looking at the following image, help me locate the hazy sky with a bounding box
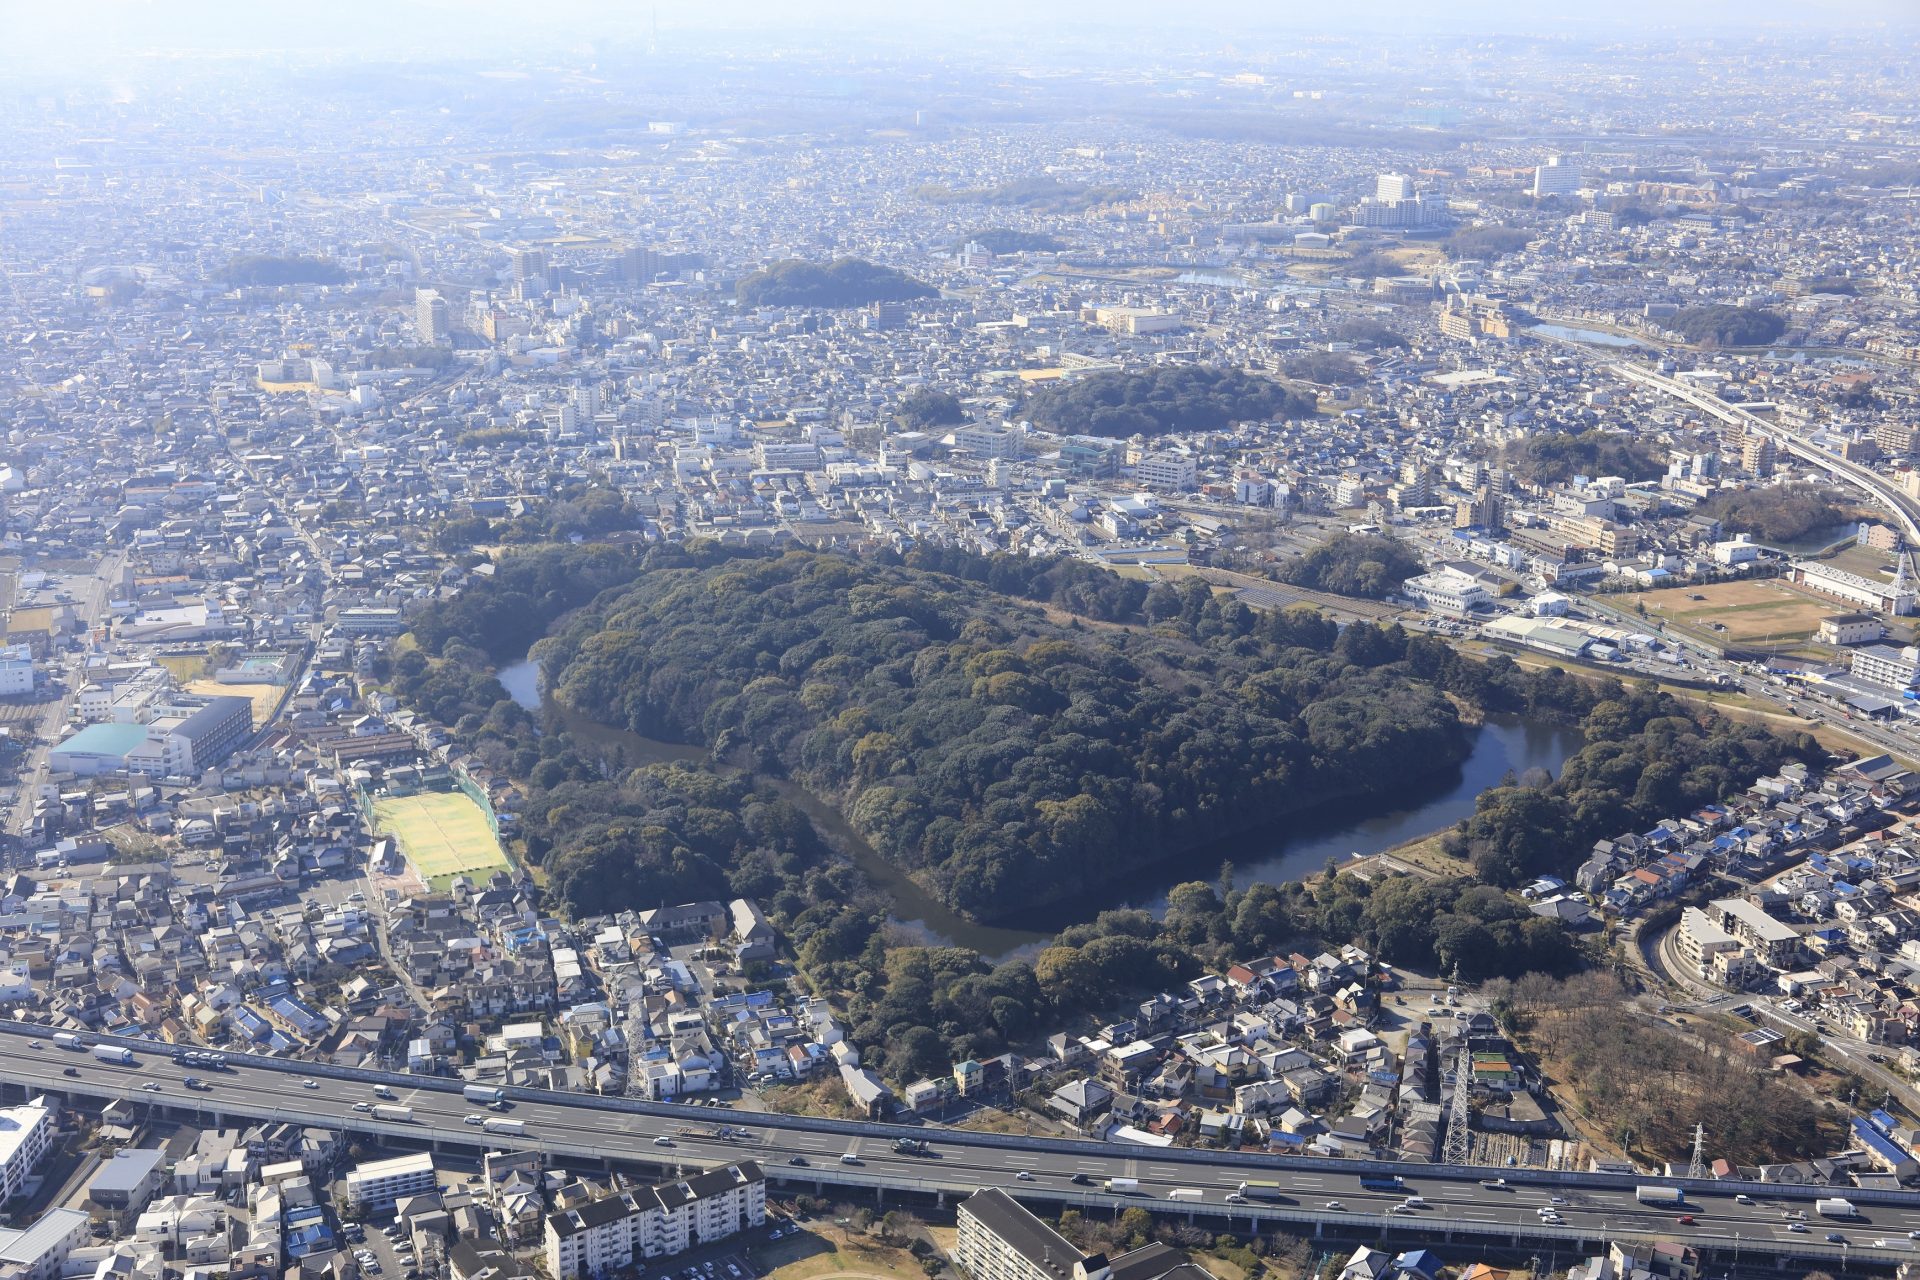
[1,0,1914,77]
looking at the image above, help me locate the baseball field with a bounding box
[369,790,512,889]
[1618,579,1834,648]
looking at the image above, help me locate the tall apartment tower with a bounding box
[510,247,551,286]
[1375,172,1416,201]
[1532,155,1584,198]
[414,288,449,344]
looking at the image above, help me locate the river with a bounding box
[499,661,1582,959]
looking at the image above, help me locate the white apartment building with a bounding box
[545,1163,765,1280]
[1532,155,1583,198]
[1851,643,1920,690]
[0,1096,56,1202]
[344,1152,437,1212]
[956,1189,1215,1280]
[0,1208,89,1280]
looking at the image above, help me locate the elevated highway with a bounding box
[1613,362,1920,545]
[5,1022,1918,1267]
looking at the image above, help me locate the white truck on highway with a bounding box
[1167,1188,1204,1202]
[1635,1186,1684,1206]
[1104,1178,1139,1193]
[482,1118,527,1136]
[1816,1198,1858,1219]
[464,1084,506,1104]
[52,1033,82,1051]
[371,1104,415,1123]
[91,1044,135,1065]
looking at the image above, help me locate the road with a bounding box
[4,1024,1917,1266]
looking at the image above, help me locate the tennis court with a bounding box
[369,790,512,889]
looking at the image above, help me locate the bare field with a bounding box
[1620,579,1835,646]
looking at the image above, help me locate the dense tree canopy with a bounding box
[896,389,967,429]
[532,549,1470,918]
[408,543,648,661]
[1447,686,1820,886]
[1282,351,1364,385]
[1667,306,1787,348]
[1500,428,1665,486]
[1444,226,1532,260]
[1020,366,1316,439]
[395,541,1820,1082]
[1701,483,1848,543]
[221,254,349,286]
[953,228,1066,254]
[1334,319,1409,349]
[736,258,937,309]
[1276,533,1425,598]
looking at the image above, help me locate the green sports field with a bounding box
[369,790,512,889]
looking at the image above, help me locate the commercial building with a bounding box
[1819,614,1885,647]
[344,1152,437,1212]
[1790,560,1916,616]
[544,1163,765,1280]
[1132,453,1198,491]
[0,1096,56,1202]
[1402,567,1492,618]
[48,722,152,777]
[89,1148,168,1223]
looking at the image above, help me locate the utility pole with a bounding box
[1687,1123,1707,1181]
[1443,1038,1475,1166]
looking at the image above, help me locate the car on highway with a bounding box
[140,1081,161,1092]
[1788,1224,1808,1234]
[1016,1171,1034,1182]
[352,1101,371,1112]
[1677,1215,1696,1225]
[184,1077,210,1091]
[1070,1174,1090,1186]
[301,1079,320,1090]
[26,1040,38,1050]
[62,1066,79,1078]
[463,1114,485,1126]
[1827,1234,1846,1244]
[1734,1194,1754,1205]
[787,1157,807,1167]
[653,1136,674,1147]
[1324,1201,1344,1211]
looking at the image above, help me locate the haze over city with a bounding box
[7,6,1920,1280]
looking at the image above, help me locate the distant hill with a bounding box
[1020,366,1316,439]
[1666,305,1787,348]
[735,258,936,309]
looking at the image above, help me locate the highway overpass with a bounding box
[1613,362,1920,546]
[4,1022,1918,1268]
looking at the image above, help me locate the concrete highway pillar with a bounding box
[936,1191,946,1209]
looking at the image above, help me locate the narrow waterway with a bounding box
[499,661,1583,960]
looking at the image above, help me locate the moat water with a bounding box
[500,660,1582,959]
